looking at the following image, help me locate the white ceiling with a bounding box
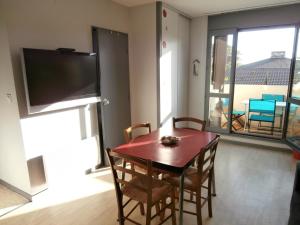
[112,0,300,17]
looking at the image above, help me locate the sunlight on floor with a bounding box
[1,168,114,220]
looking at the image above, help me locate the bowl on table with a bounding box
[160,136,179,146]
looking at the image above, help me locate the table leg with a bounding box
[244,103,248,131]
[179,173,185,225]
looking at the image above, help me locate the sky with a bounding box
[236,27,296,65]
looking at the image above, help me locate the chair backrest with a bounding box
[249,99,276,115]
[124,123,151,143]
[172,117,206,131]
[196,136,220,179]
[262,94,284,102]
[106,148,153,204]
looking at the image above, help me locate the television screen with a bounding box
[22,48,99,106]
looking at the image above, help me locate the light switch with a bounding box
[6,93,13,103]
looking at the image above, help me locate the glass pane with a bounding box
[209,35,233,94]
[287,104,300,146]
[233,27,295,137]
[292,32,300,99]
[208,97,229,130]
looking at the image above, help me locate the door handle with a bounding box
[101,98,110,106]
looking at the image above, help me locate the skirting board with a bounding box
[220,135,291,152]
[0,179,32,201]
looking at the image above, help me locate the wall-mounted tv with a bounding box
[22,48,100,113]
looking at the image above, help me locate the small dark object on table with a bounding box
[160,136,179,146]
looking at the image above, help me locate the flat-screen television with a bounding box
[22,48,99,113]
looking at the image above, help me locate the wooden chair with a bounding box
[106,148,177,225]
[172,117,217,198]
[172,117,206,131]
[124,122,151,143]
[123,122,163,218]
[164,136,220,225]
[122,122,152,178]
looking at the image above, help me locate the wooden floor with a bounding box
[0,141,297,225]
[0,185,28,217]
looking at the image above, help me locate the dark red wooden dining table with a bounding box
[114,127,218,225]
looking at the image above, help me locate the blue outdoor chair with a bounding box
[248,99,276,135]
[262,94,285,130]
[222,99,245,131]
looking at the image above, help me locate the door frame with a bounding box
[92,26,131,167]
[204,28,238,134]
[92,26,105,167]
[283,24,300,150]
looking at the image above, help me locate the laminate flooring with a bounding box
[0,185,29,217]
[0,141,297,225]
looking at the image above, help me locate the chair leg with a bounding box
[171,191,177,225]
[208,174,213,217]
[190,192,194,201]
[212,169,216,196]
[248,120,250,132]
[271,122,274,135]
[196,189,202,225]
[121,160,126,181]
[153,172,161,219]
[118,196,125,225]
[235,115,245,127]
[155,203,161,221]
[160,199,166,221]
[146,202,152,225]
[130,162,135,179]
[139,202,145,215]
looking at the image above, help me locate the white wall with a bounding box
[0,0,129,117]
[160,7,178,124]
[129,3,158,129]
[160,6,190,125]
[0,18,31,193]
[188,16,208,119]
[177,15,190,117]
[0,0,130,187]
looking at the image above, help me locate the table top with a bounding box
[113,128,218,174]
[241,99,286,107]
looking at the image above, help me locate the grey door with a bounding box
[93,28,131,165]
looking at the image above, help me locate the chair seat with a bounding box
[250,114,274,122]
[122,177,172,203]
[224,110,245,116]
[164,168,209,192]
[262,111,283,116]
[232,110,245,116]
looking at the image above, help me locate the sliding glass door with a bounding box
[232,26,295,138]
[205,29,237,133]
[205,25,300,145]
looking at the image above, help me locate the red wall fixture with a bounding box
[293,150,300,160]
[163,9,167,17]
